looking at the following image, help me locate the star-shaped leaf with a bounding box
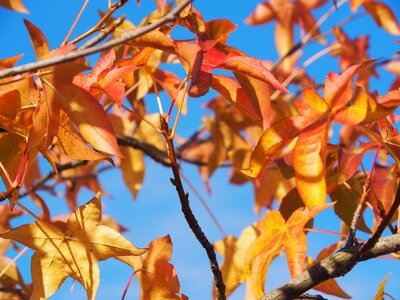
[0,193,147,300]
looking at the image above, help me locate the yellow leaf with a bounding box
[293,120,329,208]
[0,0,28,13]
[0,194,147,300]
[373,273,391,300]
[214,226,258,299]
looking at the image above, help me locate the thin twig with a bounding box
[68,0,128,45]
[358,183,400,256]
[159,115,226,300]
[79,16,126,50]
[345,178,370,247]
[19,160,88,198]
[271,0,349,71]
[0,0,193,79]
[61,0,90,46]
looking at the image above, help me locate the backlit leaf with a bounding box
[0,194,147,300]
[372,273,391,300]
[364,1,400,35]
[0,0,28,13]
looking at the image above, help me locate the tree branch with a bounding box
[261,233,400,300]
[159,115,226,300]
[0,0,193,79]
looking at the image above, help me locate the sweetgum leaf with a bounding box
[0,194,147,300]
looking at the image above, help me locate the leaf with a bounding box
[337,141,378,183]
[244,204,332,298]
[214,226,258,299]
[24,20,122,158]
[363,1,400,35]
[0,193,147,300]
[0,53,24,68]
[155,0,167,13]
[253,166,295,214]
[349,0,368,12]
[0,89,35,137]
[73,49,138,105]
[0,132,25,187]
[333,87,395,125]
[0,0,28,13]
[241,116,308,178]
[324,62,373,112]
[57,85,123,157]
[244,210,284,299]
[205,19,237,44]
[120,235,187,300]
[0,255,29,293]
[329,175,370,233]
[372,273,391,300]
[56,112,107,161]
[210,75,262,123]
[293,120,329,208]
[368,164,398,219]
[377,118,400,166]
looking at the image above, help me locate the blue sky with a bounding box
[1,0,400,299]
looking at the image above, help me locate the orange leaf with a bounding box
[293,120,329,208]
[363,1,400,35]
[0,0,28,13]
[242,116,308,178]
[337,141,378,183]
[284,204,333,277]
[0,53,24,68]
[24,19,50,59]
[120,235,187,300]
[245,204,332,298]
[205,19,237,44]
[334,87,395,125]
[211,75,263,123]
[245,0,279,25]
[73,49,137,105]
[324,63,367,111]
[245,210,285,298]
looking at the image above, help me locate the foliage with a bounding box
[0,0,400,299]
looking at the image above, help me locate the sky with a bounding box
[1,0,400,299]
